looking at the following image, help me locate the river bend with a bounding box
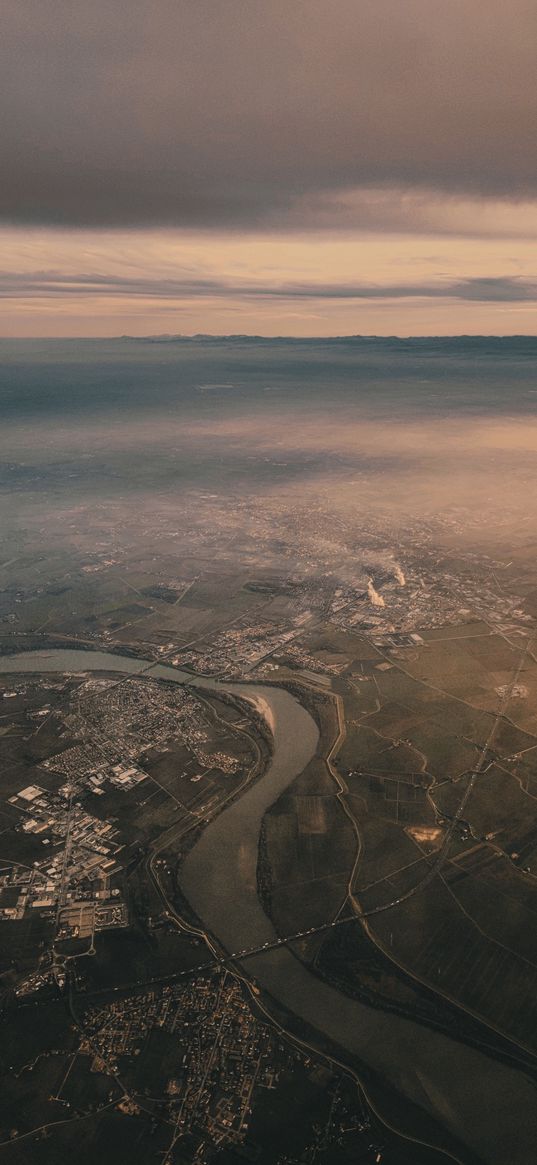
[0,649,534,1164]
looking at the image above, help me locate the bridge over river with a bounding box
[1,648,536,1165]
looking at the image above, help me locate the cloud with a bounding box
[0,271,535,304]
[1,0,537,228]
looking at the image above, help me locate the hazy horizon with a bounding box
[3,332,537,341]
[3,336,536,556]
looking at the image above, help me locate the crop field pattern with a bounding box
[262,626,537,1054]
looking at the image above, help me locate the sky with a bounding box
[1,0,536,337]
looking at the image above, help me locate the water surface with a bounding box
[0,648,535,1164]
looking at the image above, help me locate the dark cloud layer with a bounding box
[2,0,536,228]
[0,272,535,304]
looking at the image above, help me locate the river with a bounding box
[0,648,535,1164]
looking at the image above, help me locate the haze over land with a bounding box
[2,337,537,1165]
[2,336,537,559]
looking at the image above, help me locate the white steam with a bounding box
[367,577,385,607]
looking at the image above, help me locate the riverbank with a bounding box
[1,649,537,1164]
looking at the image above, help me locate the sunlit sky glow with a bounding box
[2,1,536,336]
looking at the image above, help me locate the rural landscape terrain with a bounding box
[1,336,537,1165]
